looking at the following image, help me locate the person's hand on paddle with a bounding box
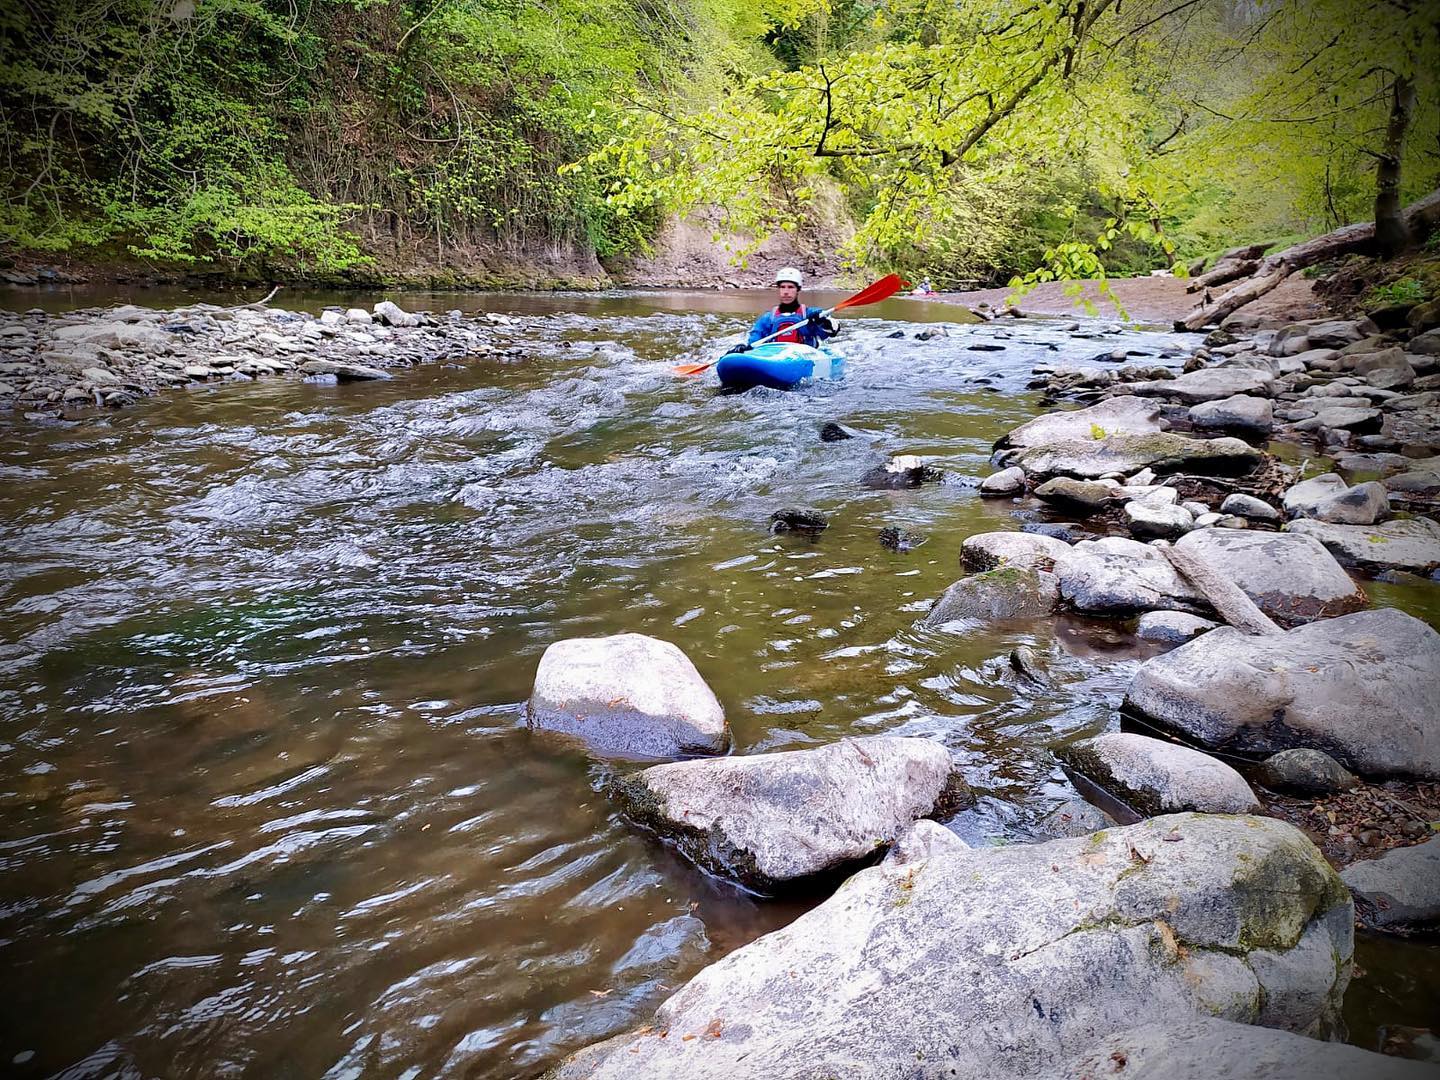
[725,342,751,355]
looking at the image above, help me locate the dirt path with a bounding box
[940,274,1332,329]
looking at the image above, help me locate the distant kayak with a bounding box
[715,342,844,391]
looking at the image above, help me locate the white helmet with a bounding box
[774,267,803,288]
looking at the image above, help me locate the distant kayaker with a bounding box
[728,268,837,353]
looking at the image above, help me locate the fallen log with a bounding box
[1157,541,1283,636]
[1218,241,1274,262]
[1176,187,1440,332]
[1186,259,1260,293]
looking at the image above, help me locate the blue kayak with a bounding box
[715,343,844,391]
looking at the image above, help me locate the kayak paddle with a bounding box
[672,273,909,376]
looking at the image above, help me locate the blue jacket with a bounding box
[747,305,836,349]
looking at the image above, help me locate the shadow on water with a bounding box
[0,288,1434,1075]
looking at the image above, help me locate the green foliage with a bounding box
[1365,277,1428,308]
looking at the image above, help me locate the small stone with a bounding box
[1255,749,1358,796]
[1220,493,1281,522]
[1034,476,1120,514]
[1124,500,1193,539]
[1137,611,1218,645]
[1034,797,1116,839]
[878,525,925,551]
[771,508,828,533]
[979,465,1025,496]
[345,307,372,323]
[819,421,853,442]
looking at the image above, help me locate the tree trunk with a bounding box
[1159,543,1282,637]
[1186,258,1259,292]
[1375,75,1417,258]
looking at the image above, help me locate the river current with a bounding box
[1,288,1434,1077]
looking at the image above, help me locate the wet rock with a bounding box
[298,359,392,381]
[1255,748,1358,796]
[1172,529,1367,623]
[861,455,944,488]
[1013,433,1262,482]
[818,421,853,442]
[1130,367,1274,403]
[1219,492,1280,522]
[961,530,1072,572]
[1034,476,1120,514]
[1009,644,1051,684]
[555,814,1354,1078]
[915,325,950,340]
[979,465,1026,496]
[1071,1018,1431,1080]
[1189,393,1273,437]
[994,395,1163,452]
[1286,517,1440,574]
[881,818,969,866]
[1137,611,1217,645]
[1053,536,1205,616]
[1342,836,1440,932]
[1034,796,1116,838]
[924,568,1060,623]
[1022,521,1092,543]
[1124,500,1193,539]
[372,300,422,327]
[1057,732,1259,816]
[1378,1025,1440,1065]
[609,736,972,893]
[1124,608,1440,779]
[877,525,924,551]
[770,508,828,533]
[527,633,729,759]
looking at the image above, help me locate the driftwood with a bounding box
[1186,258,1259,292]
[1157,541,1283,636]
[1217,241,1274,262]
[1176,187,1440,331]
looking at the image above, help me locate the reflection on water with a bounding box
[0,289,1433,1076]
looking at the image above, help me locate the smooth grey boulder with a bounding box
[609,736,972,893]
[1284,473,1389,525]
[994,395,1163,452]
[925,568,1059,623]
[1035,796,1116,838]
[553,814,1354,1079]
[1057,732,1259,817]
[1314,405,1382,432]
[881,818,970,866]
[1220,492,1281,521]
[1013,433,1262,482]
[1053,536,1206,615]
[1350,346,1410,375]
[1189,393,1274,437]
[1124,608,1440,779]
[1137,611,1217,645]
[1255,748,1358,796]
[1068,1018,1434,1080]
[298,359,392,380]
[373,299,423,327]
[1341,835,1440,931]
[1286,517,1440,574]
[1367,362,1417,390]
[1130,367,1274,403]
[960,530,1072,572]
[1034,476,1120,513]
[1124,500,1193,539]
[527,633,729,758]
[1282,472,1347,516]
[1384,469,1440,497]
[1172,529,1367,623]
[979,465,1026,495]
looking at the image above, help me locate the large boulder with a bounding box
[925,568,1059,623]
[994,395,1163,452]
[1189,394,1274,437]
[1056,733,1260,816]
[1286,517,1440,574]
[1282,473,1389,525]
[553,814,1354,1079]
[1341,835,1440,932]
[1124,608,1440,779]
[1171,529,1367,623]
[526,633,729,758]
[1033,476,1121,514]
[609,736,972,893]
[1012,433,1262,482]
[1053,536,1206,615]
[1129,367,1274,403]
[1068,1018,1433,1080]
[960,531,1072,571]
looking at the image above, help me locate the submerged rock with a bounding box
[961,530,1072,572]
[1341,835,1440,932]
[1286,517,1440,574]
[1057,732,1259,817]
[770,508,828,533]
[609,736,972,893]
[298,359,392,380]
[1172,529,1367,623]
[925,568,1059,623]
[1255,748,1359,796]
[877,525,925,551]
[1034,796,1116,838]
[527,633,729,758]
[1124,608,1440,779]
[553,814,1354,1078]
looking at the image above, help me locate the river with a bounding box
[1,287,1434,1076]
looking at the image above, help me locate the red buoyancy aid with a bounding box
[769,306,807,344]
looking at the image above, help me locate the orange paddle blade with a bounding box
[672,360,717,376]
[831,273,908,311]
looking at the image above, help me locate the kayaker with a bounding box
[728,268,837,352]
